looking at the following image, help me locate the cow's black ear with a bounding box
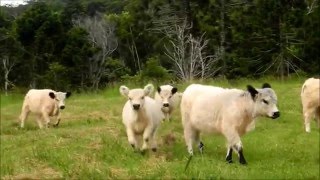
[171,87,178,94]
[262,83,271,88]
[66,92,72,98]
[247,85,258,100]
[49,92,55,99]
[157,87,161,93]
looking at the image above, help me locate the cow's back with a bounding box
[24,89,55,113]
[181,84,225,124]
[189,89,243,134]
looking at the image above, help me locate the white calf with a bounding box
[301,78,320,132]
[120,84,164,152]
[154,85,179,121]
[181,83,280,164]
[19,89,71,129]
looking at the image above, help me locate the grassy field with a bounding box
[1,78,319,179]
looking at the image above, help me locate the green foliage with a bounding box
[141,56,172,82]
[103,58,131,83]
[43,62,70,90]
[0,0,319,91]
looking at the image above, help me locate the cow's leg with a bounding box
[141,125,153,151]
[19,104,30,128]
[184,125,197,156]
[233,141,246,165]
[165,113,170,121]
[36,114,44,129]
[41,111,51,129]
[226,132,246,164]
[193,130,203,154]
[126,128,138,150]
[53,113,61,127]
[150,127,158,152]
[225,146,233,163]
[303,107,314,133]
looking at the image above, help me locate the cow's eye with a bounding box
[262,99,269,104]
[169,95,172,98]
[141,97,144,100]
[128,97,132,100]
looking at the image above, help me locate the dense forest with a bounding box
[0,0,319,91]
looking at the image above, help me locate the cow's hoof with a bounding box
[151,148,157,152]
[226,160,233,164]
[239,160,247,165]
[140,149,147,155]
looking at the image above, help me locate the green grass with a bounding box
[1,78,319,179]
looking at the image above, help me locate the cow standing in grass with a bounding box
[154,85,180,121]
[19,89,71,129]
[181,83,280,164]
[301,78,320,133]
[119,84,164,152]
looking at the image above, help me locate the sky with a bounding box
[0,0,27,7]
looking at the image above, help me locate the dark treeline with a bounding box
[0,0,319,91]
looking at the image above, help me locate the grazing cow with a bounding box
[181,83,280,164]
[301,78,320,132]
[154,85,180,121]
[120,84,164,152]
[19,89,71,129]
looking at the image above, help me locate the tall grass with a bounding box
[1,77,319,179]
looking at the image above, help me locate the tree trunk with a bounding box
[219,0,226,76]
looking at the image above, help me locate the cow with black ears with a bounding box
[19,89,72,129]
[181,83,280,164]
[154,85,181,122]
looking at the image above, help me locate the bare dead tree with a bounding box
[151,5,218,81]
[73,14,118,89]
[164,20,219,81]
[2,56,16,96]
[306,0,318,14]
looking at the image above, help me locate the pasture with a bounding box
[1,78,319,179]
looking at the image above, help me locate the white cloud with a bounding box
[0,0,27,7]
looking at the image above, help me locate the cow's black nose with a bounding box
[133,104,140,110]
[272,111,280,119]
[60,106,65,110]
[163,103,169,107]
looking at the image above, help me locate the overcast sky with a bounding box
[0,0,27,6]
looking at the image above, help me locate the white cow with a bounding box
[19,89,71,129]
[301,77,320,132]
[120,84,164,152]
[181,83,280,164]
[154,85,180,121]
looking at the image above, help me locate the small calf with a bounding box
[120,84,164,152]
[19,89,71,129]
[154,85,180,121]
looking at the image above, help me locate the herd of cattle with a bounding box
[18,77,319,164]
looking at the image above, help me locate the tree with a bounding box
[164,20,219,81]
[74,14,118,89]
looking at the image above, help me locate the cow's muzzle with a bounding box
[163,103,169,107]
[60,106,65,110]
[272,111,280,119]
[133,104,140,110]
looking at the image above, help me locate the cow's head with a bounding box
[247,83,280,119]
[120,84,154,111]
[157,85,178,108]
[49,91,72,110]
